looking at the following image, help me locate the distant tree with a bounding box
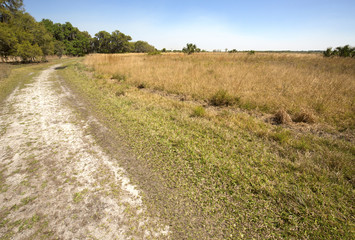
[323,45,355,58]
[182,43,200,55]
[110,30,132,53]
[133,40,155,53]
[94,31,111,53]
[323,47,332,57]
[228,49,237,53]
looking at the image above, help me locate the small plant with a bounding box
[248,50,255,55]
[191,106,206,117]
[112,73,126,82]
[209,90,238,106]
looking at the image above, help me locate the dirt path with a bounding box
[0,65,169,239]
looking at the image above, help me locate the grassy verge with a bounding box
[58,59,354,239]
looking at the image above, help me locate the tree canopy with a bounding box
[0,0,156,62]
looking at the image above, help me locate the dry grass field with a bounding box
[84,52,355,130]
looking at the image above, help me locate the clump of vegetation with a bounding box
[293,110,316,124]
[323,45,355,58]
[273,109,292,124]
[209,90,239,106]
[182,43,201,55]
[112,73,126,82]
[191,106,206,117]
[248,50,256,55]
[228,49,238,53]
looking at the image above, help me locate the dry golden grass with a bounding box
[84,52,355,129]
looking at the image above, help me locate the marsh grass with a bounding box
[84,53,355,129]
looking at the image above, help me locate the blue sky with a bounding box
[24,0,355,51]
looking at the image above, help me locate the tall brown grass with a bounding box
[84,52,355,129]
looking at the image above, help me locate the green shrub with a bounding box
[209,90,239,106]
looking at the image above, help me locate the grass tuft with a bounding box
[209,89,238,106]
[273,109,292,124]
[293,110,316,124]
[191,106,206,117]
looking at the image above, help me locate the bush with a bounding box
[209,90,239,106]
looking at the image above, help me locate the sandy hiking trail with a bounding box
[0,65,169,239]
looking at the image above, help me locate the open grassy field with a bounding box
[51,55,355,239]
[84,52,355,130]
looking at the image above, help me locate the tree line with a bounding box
[323,45,355,58]
[0,0,156,62]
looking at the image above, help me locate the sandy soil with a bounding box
[0,65,169,239]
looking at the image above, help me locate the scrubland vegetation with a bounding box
[84,52,355,130]
[49,53,354,239]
